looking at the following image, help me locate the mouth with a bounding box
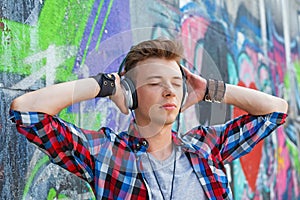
[160,103,177,110]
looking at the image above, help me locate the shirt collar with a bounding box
[127,121,148,155]
[126,120,197,154]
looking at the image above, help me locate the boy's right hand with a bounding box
[109,73,129,114]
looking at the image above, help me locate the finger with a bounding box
[111,72,120,81]
[180,65,191,77]
[119,71,126,76]
[120,106,129,115]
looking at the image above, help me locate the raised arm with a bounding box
[181,67,288,115]
[224,84,288,115]
[10,74,128,116]
[10,78,100,115]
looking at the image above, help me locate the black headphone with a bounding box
[118,56,188,110]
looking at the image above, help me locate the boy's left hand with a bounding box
[180,66,207,112]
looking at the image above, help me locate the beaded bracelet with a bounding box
[203,79,226,103]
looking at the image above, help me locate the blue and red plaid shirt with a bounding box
[9,110,286,199]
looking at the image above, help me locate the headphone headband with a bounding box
[118,55,128,75]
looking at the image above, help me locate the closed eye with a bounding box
[148,82,160,86]
[172,81,182,87]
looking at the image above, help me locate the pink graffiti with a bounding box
[181,16,209,71]
[268,38,286,94]
[239,53,256,86]
[275,127,291,200]
[245,46,259,69]
[178,9,299,199]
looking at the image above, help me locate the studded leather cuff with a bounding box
[91,73,116,97]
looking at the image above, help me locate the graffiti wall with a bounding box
[1,0,299,199]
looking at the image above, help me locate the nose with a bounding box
[162,83,176,98]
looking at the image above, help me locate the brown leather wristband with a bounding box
[203,79,226,103]
[215,80,226,103]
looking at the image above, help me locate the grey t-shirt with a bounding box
[141,146,207,200]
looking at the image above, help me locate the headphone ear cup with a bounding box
[120,77,138,110]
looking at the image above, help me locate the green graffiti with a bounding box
[37,0,94,82]
[81,0,115,67]
[0,0,94,82]
[95,0,115,51]
[38,0,93,53]
[47,188,68,200]
[22,154,96,199]
[286,138,300,174]
[80,0,105,69]
[59,107,78,125]
[22,156,50,200]
[47,188,57,200]
[59,107,102,129]
[0,19,32,75]
[285,61,300,89]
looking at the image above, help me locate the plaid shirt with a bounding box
[9,110,286,200]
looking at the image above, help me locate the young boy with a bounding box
[10,39,288,199]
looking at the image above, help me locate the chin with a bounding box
[159,117,177,126]
[149,111,179,126]
[164,120,176,126]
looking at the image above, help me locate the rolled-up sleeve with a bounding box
[9,109,96,182]
[219,112,287,163]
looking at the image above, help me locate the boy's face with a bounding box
[133,57,184,127]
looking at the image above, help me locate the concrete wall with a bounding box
[1,0,299,199]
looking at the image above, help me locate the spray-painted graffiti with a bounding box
[1,0,299,199]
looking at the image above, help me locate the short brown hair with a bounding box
[124,38,184,72]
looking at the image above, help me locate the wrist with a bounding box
[91,73,116,98]
[203,79,226,103]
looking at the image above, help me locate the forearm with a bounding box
[11,78,100,115]
[223,84,288,115]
